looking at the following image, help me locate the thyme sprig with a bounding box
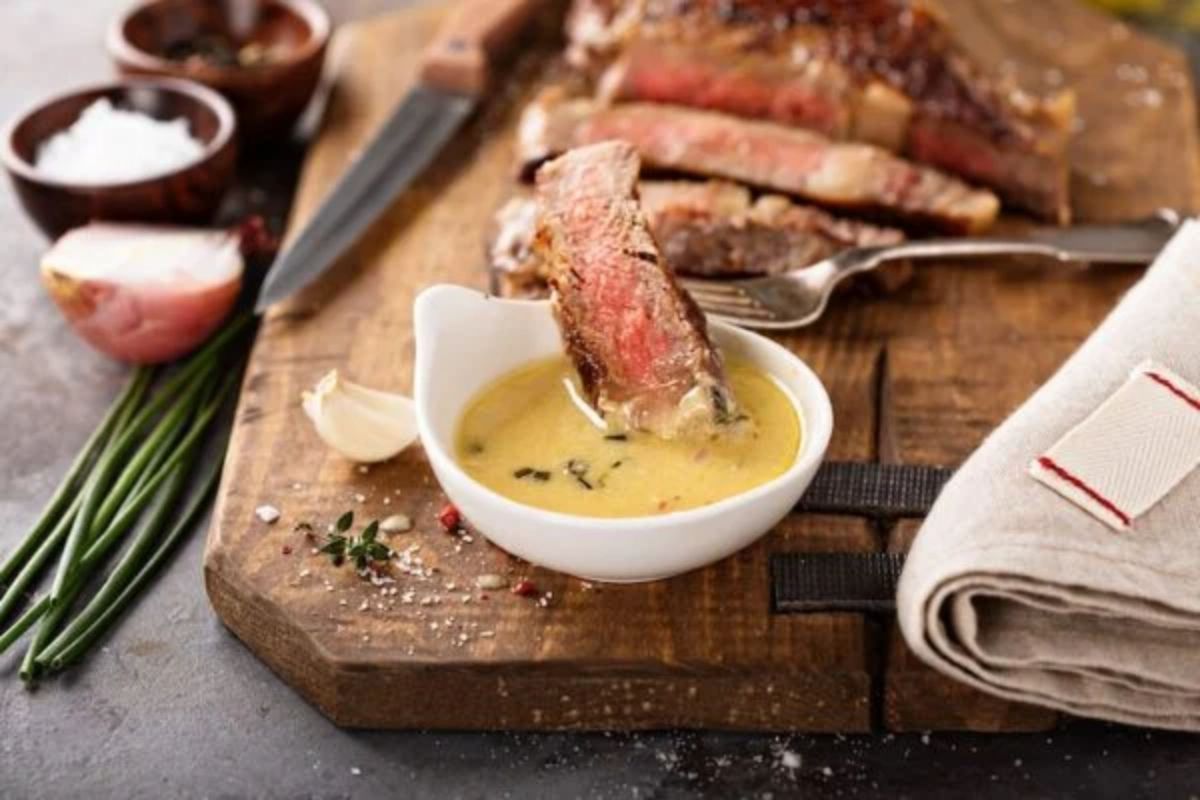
[320,512,390,571]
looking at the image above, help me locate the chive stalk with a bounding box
[48,451,224,671]
[0,596,48,654]
[0,367,151,591]
[1,421,199,657]
[84,363,215,547]
[20,368,238,678]
[35,463,190,670]
[0,315,247,674]
[46,315,248,604]
[0,494,82,626]
[0,367,150,625]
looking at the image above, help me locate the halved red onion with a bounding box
[41,223,243,364]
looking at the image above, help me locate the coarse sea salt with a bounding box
[36,98,204,184]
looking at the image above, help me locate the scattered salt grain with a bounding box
[475,573,507,590]
[1116,62,1148,83]
[1133,87,1163,108]
[779,750,802,770]
[35,99,205,184]
[380,514,412,533]
[255,504,281,524]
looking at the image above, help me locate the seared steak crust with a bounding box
[533,141,736,438]
[640,181,903,278]
[520,92,999,234]
[570,0,1073,222]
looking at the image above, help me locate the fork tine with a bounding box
[678,277,782,323]
[684,287,761,309]
[695,296,778,320]
[706,305,778,322]
[679,278,747,300]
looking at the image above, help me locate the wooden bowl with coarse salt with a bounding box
[2,78,236,239]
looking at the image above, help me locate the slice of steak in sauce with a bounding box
[518,92,999,234]
[572,0,1074,223]
[533,142,737,438]
[493,180,908,296]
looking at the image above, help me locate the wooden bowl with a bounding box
[108,0,330,141]
[2,78,237,239]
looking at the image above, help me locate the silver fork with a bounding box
[680,211,1183,330]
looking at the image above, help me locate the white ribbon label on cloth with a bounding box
[1029,360,1200,531]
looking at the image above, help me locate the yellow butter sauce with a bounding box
[454,356,801,517]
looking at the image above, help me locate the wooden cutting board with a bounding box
[205,0,1200,731]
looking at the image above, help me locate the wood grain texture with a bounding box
[205,0,1198,731]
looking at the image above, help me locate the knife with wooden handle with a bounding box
[256,0,544,312]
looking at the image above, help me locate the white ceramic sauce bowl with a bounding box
[413,285,833,583]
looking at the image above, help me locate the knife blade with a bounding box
[256,0,544,313]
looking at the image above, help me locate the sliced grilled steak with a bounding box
[533,142,737,438]
[519,92,999,234]
[570,0,1074,223]
[494,180,907,296]
[640,181,904,278]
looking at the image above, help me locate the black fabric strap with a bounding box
[798,462,953,518]
[771,552,906,613]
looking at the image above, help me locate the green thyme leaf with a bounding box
[319,535,346,556]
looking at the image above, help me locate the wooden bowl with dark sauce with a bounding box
[2,78,237,239]
[108,0,330,141]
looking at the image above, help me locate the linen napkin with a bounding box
[897,220,1200,731]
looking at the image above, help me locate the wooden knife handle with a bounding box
[420,0,544,97]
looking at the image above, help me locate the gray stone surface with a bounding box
[2,1,1200,798]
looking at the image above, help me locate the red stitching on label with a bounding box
[1145,371,1200,412]
[1035,456,1131,528]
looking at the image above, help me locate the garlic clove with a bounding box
[301,370,418,463]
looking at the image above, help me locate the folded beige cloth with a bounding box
[897,220,1200,730]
